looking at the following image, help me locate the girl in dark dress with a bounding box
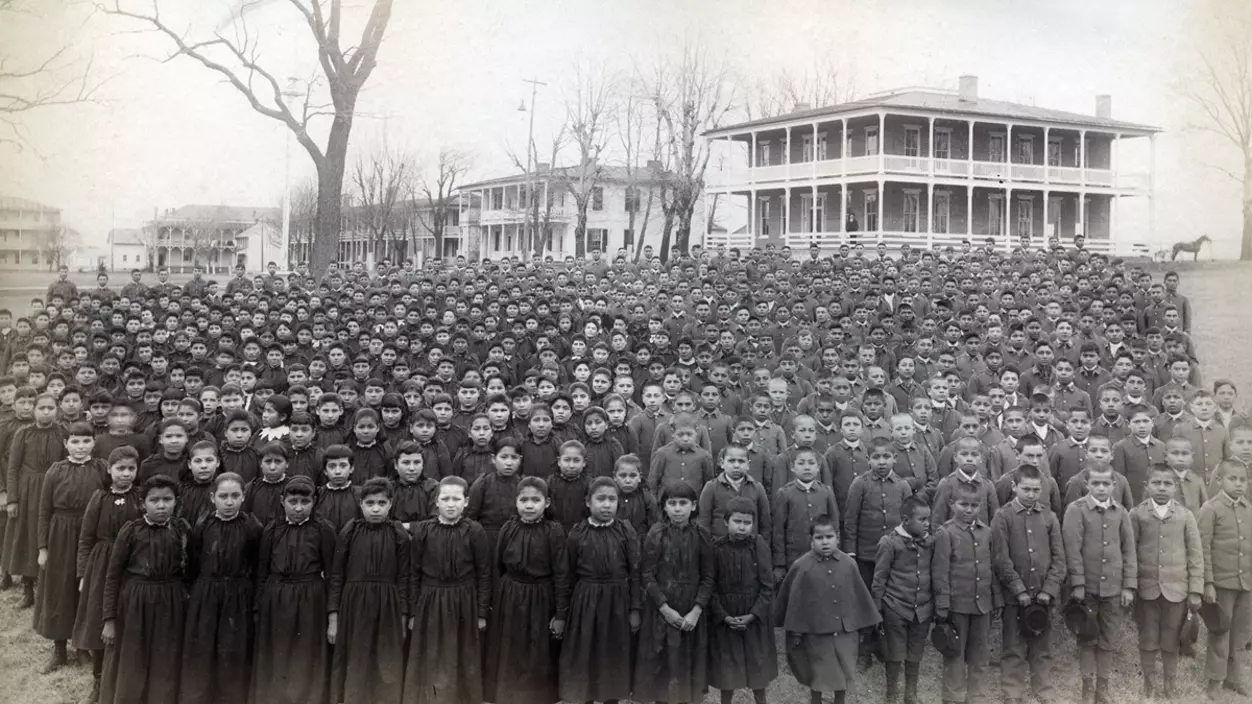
[390,441,438,528]
[178,472,263,704]
[467,436,523,558]
[253,394,292,449]
[559,477,642,704]
[5,393,65,608]
[250,475,337,704]
[180,440,220,525]
[614,454,658,539]
[452,414,496,483]
[484,476,571,704]
[708,497,778,704]
[99,475,190,704]
[327,477,410,704]
[378,393,408,445]
[287,412,323,481]
[348,408,390,481]
[315,443,362,533]
[581,407,624,478]
[404,476,492,704]
[546,440,590,534]
[138,418,190,483]
[633,480,715,704]
[35,421,106,673]
[74,447,142,702]
[0,386,35,592]
[520,405,560,478]
[219,409,260,483]
[244,442,290,526]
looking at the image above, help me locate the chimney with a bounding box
[958,75,978,102]
[793,102,812,113]
[1095,94,1112,119]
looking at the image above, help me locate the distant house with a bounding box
[0,195,63,271]
[108,228,149,271]
[144,204,281,273]
[288,195,479,269]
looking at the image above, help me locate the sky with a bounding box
[0,0,1245,257]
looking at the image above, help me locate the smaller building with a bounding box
[145,204,281,274]
[107,228,149,271]
[0,195,62,271]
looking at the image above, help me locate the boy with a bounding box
[1113,404,1167,505]
[932,481,997,704]
[698,443,771,538]
[768,415,834,500]
[1091,387,1128,445]
[1163,436,1208,512]
[888,413,938,502]
[990,465,1065,704]
[931,437,999,528]
[1050,407,1095,489]
[646,412,714,496]
[772,447,839,578]
[871,496,932,704]
[844,438,913,591]
[1171,390,1227,480]
[1130,464,1203,699]
[823,410,869,517]
[1062,435,1135,513]
[1196,461,1252,697]
[1062,465,1137,704]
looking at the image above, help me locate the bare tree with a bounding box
[41,224,81,270]
[289,178,319,264]
[184,222,227,271]
[743,58,857,121]
[417,147,473,259]
[350,141,417,263]
[561,64,614,257]
[506,128,567,257]
[615,90,665,261]
[1179,5,1252,260]
[104,0,396,274]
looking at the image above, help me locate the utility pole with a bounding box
[519,77,546,259]
[280,78,304,272]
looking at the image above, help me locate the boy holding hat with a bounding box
[1197,460,1252,697]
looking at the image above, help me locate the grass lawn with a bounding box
[2,265,1251,704]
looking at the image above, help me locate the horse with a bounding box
[1171,235,1211,262]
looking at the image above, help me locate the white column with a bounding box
[968,121,975,173]
[1078,192,1086,237]
[876,179,884,243]
[841,118,848,178]
[783,186,791,246]
[1149,133,1157,243]
[785,126,792,168]
[928,116,935,176]
[1110,195,1118,246]
[1079,130,1087,186]
[877,112,885,173]
[1005,188,1013,252]
[966,187,974,237]
[840,185,847,243]
[1043,127,1051,184]
[1112,133,1120,186]
[702,192,710,249]
[926,183,935,248]
[812,122,819,179]
[1043,190,1050,242]
[750,132,758,176]
[1007,123,1014,167]
[748,190,756,239]
[811,185,819,239]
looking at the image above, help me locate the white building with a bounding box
[107,228,149,271]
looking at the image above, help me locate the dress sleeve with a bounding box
[694,528,715,609]
[641,525,667,608]
[550,523,571,621]
[328,521,353,613]
[470,522,492,619]
[624,522,642,612]
[102,520,135,622]
[751,535,775,621]
[37,463,59,550]
[77,492,103,578]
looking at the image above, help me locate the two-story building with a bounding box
[0,196,63,270]
[703,75,1158,255]
[287,195,479,268]
[462,163,685,260]
[143,205,282,273]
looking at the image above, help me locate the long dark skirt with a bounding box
[404,582,483,704]
[177,577,253,704]
[33,512,83,640]
[708,615,778,690]
[484,575,560,704]
[3,471,44,576]
[250,578,330,704]
[330,581,405,704]
[633,586,709,703]
[558,580,633,703]
[100,579,187,704]
[73,541,113,650]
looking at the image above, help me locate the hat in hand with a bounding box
[1199,601,1231,634]
[1063,599,1098,644]
[1179,608,1200,648]
[1019,602,1051,640]
[930,620,962,659]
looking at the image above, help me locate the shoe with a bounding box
[1143,676,1156,699]
[1207,680,1223,700]
[1162,677,1177,699]
[1223,680,1250,696]
[39,649,67,675]
[1082,678,1094,704]
[17,583,34,609]
[1096,677,1111,704]
[0,573,12,589]
[79,677,99,704]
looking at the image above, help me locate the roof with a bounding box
[706,89,1161,137]
[150,204,281,224]
[107,228,145,246]
[461,164,669,190]
[0,195,59,212]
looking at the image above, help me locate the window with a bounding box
[933,191,951,234]
[904,126,921,157]
[1016,136,1035,164]
[799,194,826,233]
[989,195,1004,236]
[491,228,502,252]
[864,190,879,231]
[122,254,128,263]
[934,129,952,159]
[1047,138,1062,166]
[491,188,504,210]
[623,228,634,249]
[587,228,609,254]
[1048,196,1062,237]
[801,133,827,162]
[624,187,640,213]
[865,127,879,156]
[449,209,460,227]
[591,187,604,211]
[902,190,920,232]
[757,140,771,166]
[989,133,1005,162]
[1016,197,1034,237]
[758,198,771,236]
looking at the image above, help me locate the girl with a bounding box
[348,408,389,481]
[0,385,36,589]
[255,394,293,447]
[316,444,362,533]
[485,476,570,704]
[74,447,142,701]
[99,476,190,704]
[549,394,582,445]
[468,437,523,555]
[521,404,560,478]
[546,441,589,535]
[378,392,408,444]
[405,476,491,704]
[251,476,337,704]
[179,472,264,704]
[245,442,291,526]
[581,406,624,478]
[709,497,778,704]
[219,409,260,483]
[452,413,496,483]
[615,454,658,537]
[633,480,715,704]
[35,421,106,673]
[4,392,65,608]
[559,477,641,704]
[138,418,190,483]
[58,386,86,424]
[180,440,220,526]
[328,477,410,704]
[603,393,638,455]
[391,441,439,528]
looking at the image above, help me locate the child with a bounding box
[316,444,362,533]
[314,393,349,450]
[1130,464,1203,699]
[250,475,337,704]
[990,464,1066,704]
[404,408,453,479]
[647,412,715,496]
[405,476,492,704]
[1196,461,1252,698]
[614,453,657,537]
[582,406,624,478]
[1172,390,1227,478]
[521,404,561,478]
[34,422,105,673]
[845,438,913,589]
[1113,404,1167,505]
[468,436,523,558]
[824,410,870,517]
[181,440,220,525]
[1163,436,1208,512]
[888,413,938,502]
[287,411,323,481]
[1061,435,1136,512]
[698,443,771,538]
[219,408,260,483]
[179,472,265,704]
[709,497,778,704]
[328,477,410,704]
[774,516,881,704]
[246,442,291,526]
[138,418,190,484]
[453,413,497,483]
[547,440,591,535]
[872,497,932,704]
[773,448,840,579]
[932,481,998,704]
[1062,465,1137,704]
[930,437,999,528]
[391,441,439,528]
[348,407,390,481]
[99,476,189,704]
[4,392,64,607]
[633,480,714,703]
[92,403,151,464]
[484,476,571,704]
[559,477,642,704]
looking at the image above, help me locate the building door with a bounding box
[989,134,1005,162]
[1047,196,1063,237]
[903,191,920,232]
[933,191,951,234]
[934,130,951,160]
[864,190,879,231]
[988,195,1004,236]
[800,193,825,232]
[1016,198,1034,238]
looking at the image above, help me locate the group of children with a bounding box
[0,243,1249,704]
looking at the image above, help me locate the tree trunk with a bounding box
[1243,158,1252,261]
[432,211,445,259]
[311,113,353,274]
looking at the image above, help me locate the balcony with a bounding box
[705,155,1148,193]
[479,205,574,225]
